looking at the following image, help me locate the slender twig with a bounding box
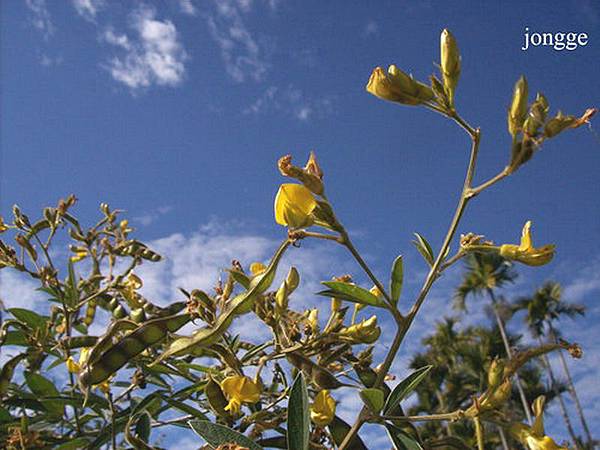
[381,410,464,422]
[467,167,510,198]
[107,392,117,450]
[338,113,480,450]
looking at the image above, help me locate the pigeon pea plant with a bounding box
[0,29,595,450]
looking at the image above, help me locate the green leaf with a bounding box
[287,372,310,450]
[65,259,80,307]
[328,415,368,450]
[386,424,424,450]
[229,269,251,289]
[390,255,404,305]
[189,420,263,450]
[256,436,288,448]
[135,411,152,443]
[24,372,64,417]
[412,233,434,266]
[8,308,47,331]
[318,281,385,308]
[359,388,385,414]
[2,330,28,346]
[383,365,433,414]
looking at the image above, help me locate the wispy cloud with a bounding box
[102,6,188,90]
[24,0,55,39]
[178,0,197,16]
[363,19,379,38]
[245,85,335,121]
[72,0,104,22]
[133,205,173,226]
[206,0,269,83]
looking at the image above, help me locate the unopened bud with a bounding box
[523,93,549,136]
[487,358,505,388]
[440,29,460,106]
[339,315,381,344]
[508,76,529,136]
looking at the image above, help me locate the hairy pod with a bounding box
[79,313,190,386]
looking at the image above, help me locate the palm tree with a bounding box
[514,282,593,448]
[454,252,534,425]
[409,319,551,449]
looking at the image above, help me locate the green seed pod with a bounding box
[83,300,97,326]
[63,335,99,349]
[286,351,344,390]
[508,76,529,137]
[79,313,191,387]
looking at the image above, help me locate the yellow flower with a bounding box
[250,262,267,276]
[0,216,8,233]
[499,221,555,266]
[220,375,261,415]
[366,66,433,105]
[69,249,88,263]
[339,315,381,344]
[310,390,336,427]
[66,348,111,393]
[274,184,317,229]
[509,396,568,450]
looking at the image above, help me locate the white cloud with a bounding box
[0,271,46,311]
[102,6,188,90]
[178,0,197,16]
[363,19,379,37]
[133,205,173,226]
[206,0,268,82]
[24,0,55,39]
[244,85,335,121]
[72,0,104,22]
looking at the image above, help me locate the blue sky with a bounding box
[1,0,600,447]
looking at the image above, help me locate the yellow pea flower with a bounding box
[69,249,88,263]
[509,396,568,450]
[220,375,261,415]
[250,262,267,276]
[274,184,317,229]
[310,390,336,427]
[339,315,381,344]
[0,216,8,233]
[66,348,111,393]
[499,221,555,266]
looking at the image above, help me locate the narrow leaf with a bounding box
[189,420,263,450]
[319,281,384,308]
[383,365,433,414]
[287,372,309,450]
[412,233,434,266]
[328,415,368,450]
[8,308,47,331]
[390,255,404,305]
[386,424,424,450]
[359,388,385,414]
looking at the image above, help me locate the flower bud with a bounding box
[524,93,549,136]
[278,153,324,195]
[440,29,460,106]
[250,262,267,276]
[508,76,529,137]
[307,308,319,334]
[339,315,381,344]
[487,358,505,389]
[366,66,433,106]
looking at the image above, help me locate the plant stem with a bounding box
[108,392,117,450]
[381,410,463,422]
[340,230,401,322]
[338,115,481,450]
